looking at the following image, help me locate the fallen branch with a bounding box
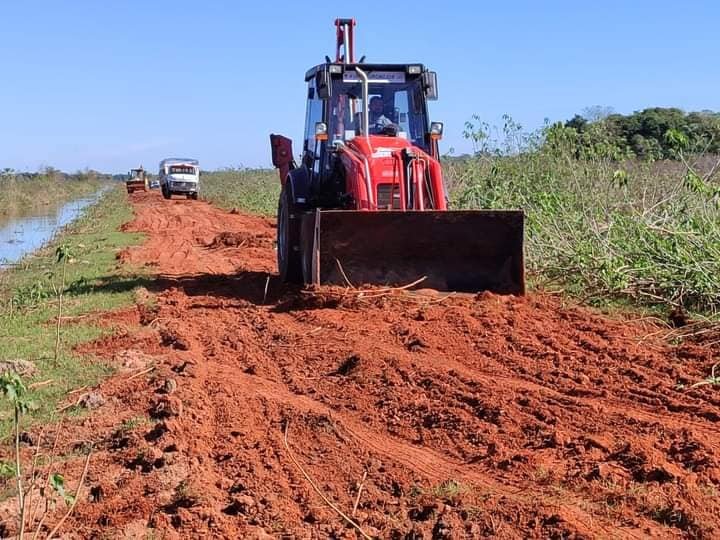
[356,276,427,296]
[262,275,270,304]
[148,317,170,329]
[66,386,88,396]
[127,366,155,381]
[352,471,368,517]
[55,399,81,414]
[28,380,54,390]
[22,427,45,536]
[45,446,93,540]
[427,292,456,305]
[300,276,428,299]
[14,408,24,533]
[29,420,63,529]
[283,422,372,540]
[689,362,720,389]
[335,259,356,289]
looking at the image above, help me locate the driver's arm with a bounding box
[375,115,392,127]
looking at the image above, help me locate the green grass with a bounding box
[201,168,279,215]
[0,186,145,440]
[118,415,151,433]
[429,479,467,498]
[0,171,106,223]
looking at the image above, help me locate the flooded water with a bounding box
[0,188,108,269]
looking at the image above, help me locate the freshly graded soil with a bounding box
[4,190,718,539]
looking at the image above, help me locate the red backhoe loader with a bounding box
[270,19,524,294]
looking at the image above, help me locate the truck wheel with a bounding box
[277,184,302,283]
[191,193,199,200]
[162,185,171,200]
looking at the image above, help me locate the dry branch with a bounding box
[335,259,356,289]
[127,366,155,381]
[45,446,93,539]
[28,380,54,390]
[352,471,368,517]
[283,422,372,539]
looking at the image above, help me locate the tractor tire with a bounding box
[277,184,303,283]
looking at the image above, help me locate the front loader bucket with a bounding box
[300,210,525,294]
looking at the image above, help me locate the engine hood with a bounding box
[346,135,430,160]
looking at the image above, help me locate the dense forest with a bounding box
[553,107,720,160]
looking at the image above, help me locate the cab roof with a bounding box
[304,63,427,82]
[159,158,199,167]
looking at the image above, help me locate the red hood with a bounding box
[346,134,426,158]
[339,135,446,211]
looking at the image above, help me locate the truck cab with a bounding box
[159,158,200,200]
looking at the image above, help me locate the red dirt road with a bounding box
[6,191,720,538]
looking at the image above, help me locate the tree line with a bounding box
[549,107,720,161]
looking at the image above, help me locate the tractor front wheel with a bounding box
[277,183,302,283]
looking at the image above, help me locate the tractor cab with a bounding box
[126,167,148,193]
[290,62,445,212]
[304,63,441,162]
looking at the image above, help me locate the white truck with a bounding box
[159,158,200,200]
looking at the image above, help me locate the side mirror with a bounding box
[429,121,443,140]
[422,71,438,100]
[315,122,328,141]
[316,70,331,99]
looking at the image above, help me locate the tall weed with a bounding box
[448,118,720,315]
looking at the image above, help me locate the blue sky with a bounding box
[1,0,718,173]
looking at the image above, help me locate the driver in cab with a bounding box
[368,96,394,134]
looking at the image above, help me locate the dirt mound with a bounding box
[207,231,272,249]
[5,189,718,539]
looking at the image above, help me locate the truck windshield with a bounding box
[169,166,196,175]
[329,75,429,151]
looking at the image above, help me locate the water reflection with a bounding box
[0,188,108,268]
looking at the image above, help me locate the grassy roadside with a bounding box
[0,173,107,224]
[201,168,279,216]
[0,186,144,440]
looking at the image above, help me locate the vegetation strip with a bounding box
[0,169,108,223]
[0,186,145,439]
